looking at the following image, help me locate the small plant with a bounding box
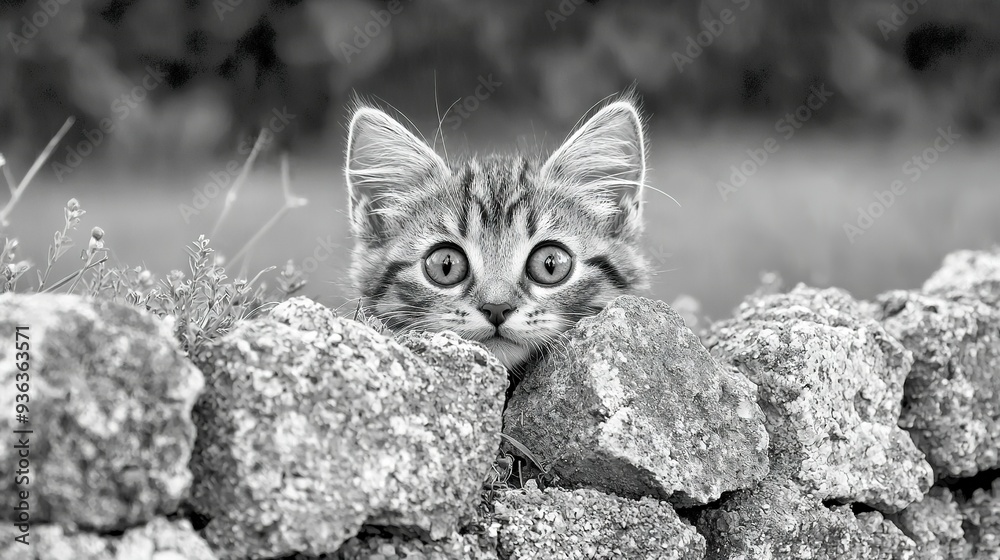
[1,199,111,295]
[498,432,554,487]
[275,259,307,299]
[0,118,75,227]
[471,447,515,530]
[350,298,392,335]
[35,197,86,290]
[1,118,314,355]
[0,237,29,293]
[472,434,559,535]
[141,236,276,355]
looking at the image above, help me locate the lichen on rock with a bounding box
[0,293,204,531]
[696,478,917,559]
[875,289,1000,479]
[0,517,217,560]
[922,247,1000,307]
[893,486,972,559]
[495,481,705,560]
[333,529,498,560]
[5,244,1000,558]
[706,286,933,512]
[187,297,507,559]
[502,295,769,507]
[962,479,1000,559]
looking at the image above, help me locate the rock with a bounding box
[0,294,203,531]
[875,290,1000,478]
[922,248,1000,307]
[333,530,497,560]
[893,486,972,559]
[503,295,769,506]
[0,517,216,560]
[697,479,917,559]
[188,297,507,559]
[706,286,933,512]
[494,481,705,560]
[855,511,919,560]
[963,479,1000,559]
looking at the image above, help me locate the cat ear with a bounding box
[345,107,449,244]
[540,100,646,239]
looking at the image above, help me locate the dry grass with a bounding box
[1,123,313,355]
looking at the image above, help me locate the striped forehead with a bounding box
[452,157,535,238]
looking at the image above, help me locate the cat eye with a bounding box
[526,244,573,286]
[424,244,469,287]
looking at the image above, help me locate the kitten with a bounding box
[344,97,650,371]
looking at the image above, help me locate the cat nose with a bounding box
[480,302,514,326]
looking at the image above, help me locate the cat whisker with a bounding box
[644,184,681,208]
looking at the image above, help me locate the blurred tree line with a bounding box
[1,0,999,169]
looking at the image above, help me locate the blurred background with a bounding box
[1,0,998,319]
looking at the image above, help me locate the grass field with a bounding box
[6,125,999,320]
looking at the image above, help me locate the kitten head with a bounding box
[345,99,650,370]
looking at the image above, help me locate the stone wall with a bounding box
[1,248,998,559]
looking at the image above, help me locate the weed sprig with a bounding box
[1,117,314,354]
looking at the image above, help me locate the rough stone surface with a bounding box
[697,479,917,559]
[503,295,769,507]
[706,286,933,512]
[0,294,203,531]
[0,517,216,560]
[963,479,1000,559]
[855,511,919,560]
[894,486,972,559]
[875,290,1000,478]
[922,248,1000,307]
[333,530,498,560]
[188,297,507,559]
[494,481,705,560]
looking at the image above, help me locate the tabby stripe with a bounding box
[566,277,601,310]
[510,159,530,227]
[365,260,409,299]
[526,205,538,238]
[584,256,629,290]
[489,186,504,227]
[458,167,475,237]
[503,194,524,227]
[474,195,490,228]
[461,276,478,298]
[396,280,428,310]
[516,277,531,295]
